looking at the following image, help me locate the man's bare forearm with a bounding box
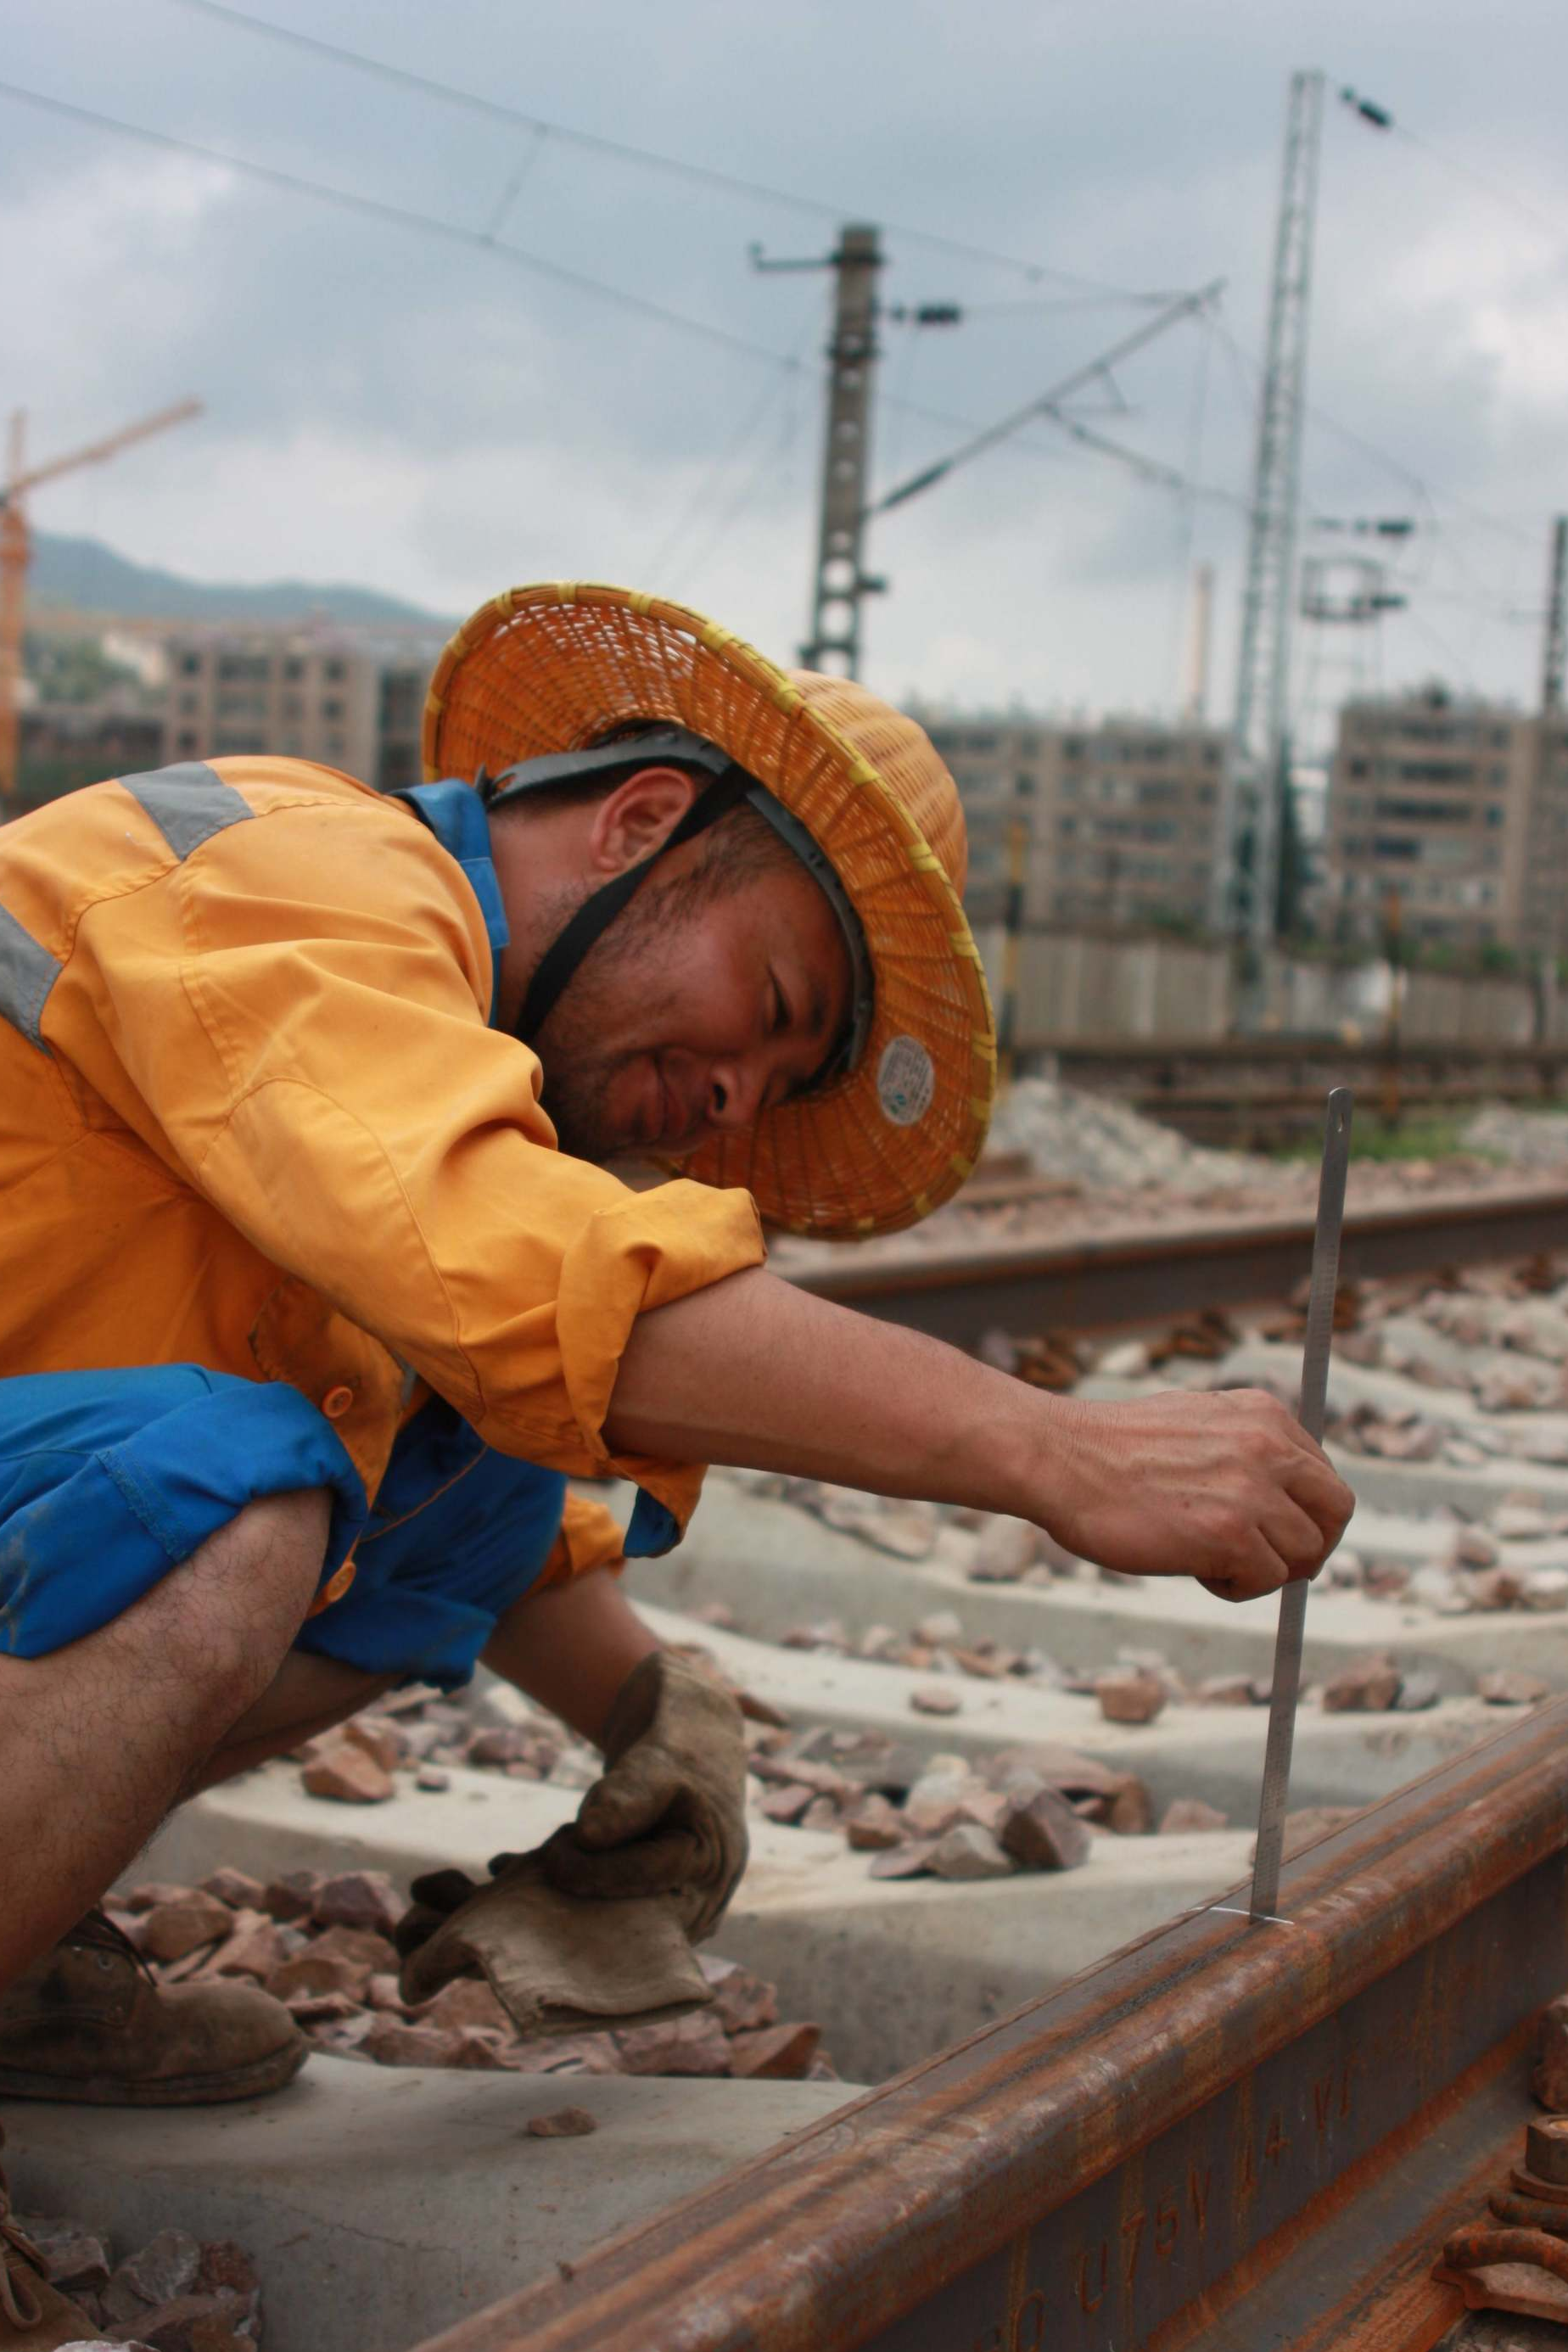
[605,1266,1358,1603]
[607,1268,1038,1515]
[482,1566,658,1747]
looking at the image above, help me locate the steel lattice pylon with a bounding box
[1217,67,1325,945]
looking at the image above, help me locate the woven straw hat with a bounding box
[423,582,995,1239]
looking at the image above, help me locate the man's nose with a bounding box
[707,1057,764,1132]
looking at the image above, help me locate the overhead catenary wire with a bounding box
[671,370,807,589]
[0,74,1203,478]
[1341,84,1568,255]
[480,124,550,244]
[0,73,814,374]
[1206,315,1543,556]
[871,281,1226,518]
[0,62,1251,577]
[22,37,1543,717]
[165,0,1161,300]
[644,303,819,579]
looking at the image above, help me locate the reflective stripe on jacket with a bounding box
[0,756,764,1596]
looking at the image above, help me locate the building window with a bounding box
[1375,798,1474,825]
[324,659,347,684]
[179,652,201,677]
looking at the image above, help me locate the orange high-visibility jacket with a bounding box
[0,756,764,1599]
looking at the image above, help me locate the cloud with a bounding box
[3,0,1565,731]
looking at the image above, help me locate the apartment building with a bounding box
[18,692,163,813]
[919,711,1229,931]
[161,628,439,794]
[1323,685,1568,956]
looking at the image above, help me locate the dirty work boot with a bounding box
[0,2124,98,2349]
[0,1911,307,2107]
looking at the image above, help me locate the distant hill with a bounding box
[30,531,452,630]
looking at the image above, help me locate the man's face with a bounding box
[534,856,854,1167]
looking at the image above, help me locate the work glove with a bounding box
[540,1648,750,1940]
[393,1846,712,2033]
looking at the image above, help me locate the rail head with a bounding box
[407,1697,1568,2352]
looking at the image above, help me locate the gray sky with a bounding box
[3,0,1565,745]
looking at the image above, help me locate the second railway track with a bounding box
[786,1180,1568,1348]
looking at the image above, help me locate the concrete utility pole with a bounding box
[1184,561,1215,723]
[753,224,886,677]
[1218,67,1325,945]
[1543,516,1566,714]
[802,225,883,676]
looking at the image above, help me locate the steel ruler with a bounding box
[1249,1086,1354,1924]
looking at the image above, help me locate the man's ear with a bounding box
[587,766,700,876]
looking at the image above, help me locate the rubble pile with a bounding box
[105,1871,833,2086]
[768,1088,1567,1285]
[293,1687,598,1808]
[986,1076,1270,1195]
[730,1599,1061,1687]
[6,2215,262,2349]
[1030,1256,1568,1622]
[1464,1103,1568,1170]
[740,1718,1240,1879]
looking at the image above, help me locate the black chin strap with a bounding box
[481,720,873,1072]
[515,768,751,1044]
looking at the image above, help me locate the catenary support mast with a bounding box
[1217,68,1324,944]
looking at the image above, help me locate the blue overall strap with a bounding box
[385,781,510,1028]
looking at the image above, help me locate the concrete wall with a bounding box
[980,924,1549,1047]
[980,927,1231,1044]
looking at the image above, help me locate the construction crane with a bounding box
[0,397,204,817]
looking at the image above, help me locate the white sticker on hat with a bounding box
[876,1034,935,1127]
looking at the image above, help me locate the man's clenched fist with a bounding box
[1037,1386,1354,1601]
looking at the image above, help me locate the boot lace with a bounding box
[0,2129,46,2330]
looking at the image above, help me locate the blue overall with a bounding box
[0,783,600,1690]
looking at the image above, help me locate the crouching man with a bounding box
[0,583,1350,2144]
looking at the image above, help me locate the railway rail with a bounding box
[786,1179,1568,1350]
[403,1699,1568,2352]
[1032,1035,1568,1151]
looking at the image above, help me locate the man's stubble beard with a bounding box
[529,889,688,1165]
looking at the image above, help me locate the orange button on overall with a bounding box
[322,1385,355,1420]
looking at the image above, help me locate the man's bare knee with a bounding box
[132,1485,334,1720]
